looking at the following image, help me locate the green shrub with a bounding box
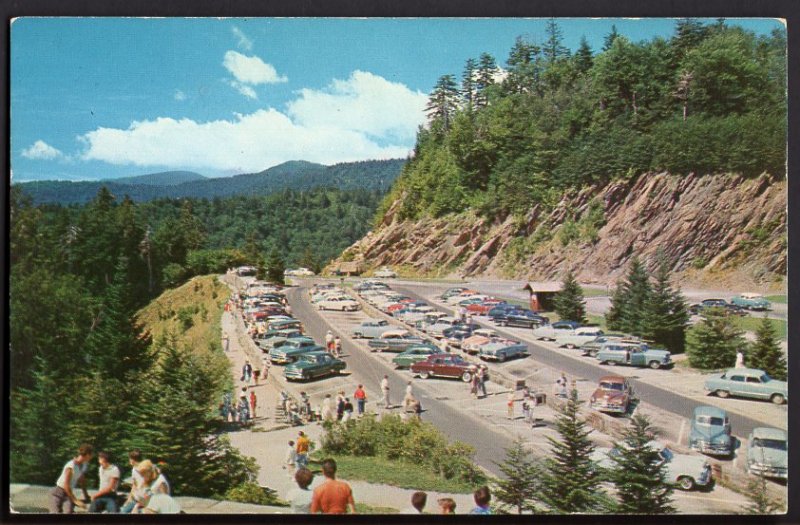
[559,219,580,246]
[177,307,195,331]
[224,482,289,507]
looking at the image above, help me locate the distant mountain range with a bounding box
[14,159,406,205]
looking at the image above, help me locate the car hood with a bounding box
[592,388,627,400]
[749,447,787,468]
[692,425,730,442]
[645,349,671,358]
[668,453,709,475]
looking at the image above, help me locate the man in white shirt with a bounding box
[89,451,121,513]
[379,375,391,407]
[120,449,144,514]
[49,444,93,513]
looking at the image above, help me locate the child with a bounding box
[284,441,297,471]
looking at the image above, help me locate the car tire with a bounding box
[419,371,431,380]
[715,389,730,398]
[649,361,661,370]
[462,372,472,383]
[771,393,786,405]
[497,352,507,363]
[607,360,616,366]
[353,333,362,339]
[678,476,695,491]
[566,344,575,349]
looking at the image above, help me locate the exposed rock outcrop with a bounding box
[330,172,786,290]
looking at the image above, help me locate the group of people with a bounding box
[325,330,343,357]
[468,365,489,398]
[220,386,258,426]
[50,445,180,514]
[403,486,493,515]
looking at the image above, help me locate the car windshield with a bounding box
[696,416,726,426]
[752,438,787,451]
[600,382,625,391]
[760,374,772,382]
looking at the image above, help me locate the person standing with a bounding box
[325,330,335,353]
[336,393,345,421]
[310,459,356,514]
[49,444,93,513]
[89,451,121,513]
[401,491,427,514]
[470,486,492,514]
[287,468,315,513]
[253,367,261,386]
[249,390,257,419]
[238,393,250,425]
[284,440,297,472]
[342,398,354,423]
[296,431,310,469]
[470,373,479,398]
[261,355,270,380]
[735,349,745,368]
[477,365,488,398]
[404,381,414,409]
[334,336,342,358]
[438,497,457,514]
[353,385,367,416]
[506,391,515,420]
[321,394,334,422]
[242,360,253,384]
[380,375,391,408]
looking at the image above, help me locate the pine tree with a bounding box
[603,24,620,51]
[265,247,285,284]
[538,388,603,513]
[641,255,689,353]
[505,36,539,94]
[747,316,787,380]
[425,74,460,131]
[475,53,497,108]
[742,473,784,514]
[461,57,478,108]
[574,36,594,73]
[543,18,569,63]
[606,256,652,337]
[686,309,747,370]
[553,269,587,323]
[606,415,676,513]
[492,438,541,514]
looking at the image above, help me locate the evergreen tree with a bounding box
[603,24,620,51]
[742,473,784,514]
[606,415,676,514]
[574,36,594,73]
[641,255,689,353]
[553,269,587,323]
[538,388,603,513]
[475,53,497,108]
[747,316,787,380]
[425,74,460,131]
[686,309,747,370]
[543,18,569,63]
[606,256,652,337]
[265,247,285,284]
[492,438,541,514]
[461,57,478,108]
[505,36,539,94]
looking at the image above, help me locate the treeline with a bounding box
[381,19,785,222]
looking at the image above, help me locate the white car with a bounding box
[317,296,360,312]
[531,321,581,341]
[555,327,605,349]
[288,267,315,277]
[445,294,489,306]
[374,267,397,278]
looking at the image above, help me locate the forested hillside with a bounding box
[379,19,785,223]
[15,158,404,205]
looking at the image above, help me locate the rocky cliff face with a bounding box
[332,172,786,290]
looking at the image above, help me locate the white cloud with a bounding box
[78,71,426,173]
[174,89,187,101]
[231,26,253,51]
[287,70,427,142]
[227,81,258,100]
[21,140,64,160]
[223,51,287,85]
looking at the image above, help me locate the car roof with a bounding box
[361,318,385,324]
[599,375,627,382]
[300,351,330,358]
[740,293,764,298]
[381,330,410,337]
[751,427,787,440]
[693,405,727,418]
[725,367,767,375]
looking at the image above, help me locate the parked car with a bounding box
[589,375,633,414]
[267,318,303,332]
[466,299,506,315]
[270,338,323,364]
[446,293,488,306]
[425,317,462,338]
[531,320,581,340]
[494,310,549,329]
[411,354,484,382]
[284,267,316,277]
[318,296,360,312]
[579,333,635,357]
[595,342,672,369]
[704,368,787,405]
[415,312,448,331]
[392,344,440,369]
[256,328,304,351]
[593,441,713,491]
[351,319,392,339]
[398,305,437,325]
[730,293,771,311]
[284,351,346,381]
[689,301,748,317]
[439,287,468,300]
[747,427,788,480]
[368,330,426,352]
[556,327,605,349]
[374,267,398,278]
[444,326,475,348]
[487,303,521,320]
[478,341,528,362]
[689,406,733,457]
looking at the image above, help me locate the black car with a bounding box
[495,310,549,328]
[487,303,521,320]
[689,300,748,317]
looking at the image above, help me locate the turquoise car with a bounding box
[269,337,321,364]
[595,342,672,369]
[704,368,787,405]
[747,427,787,480]
[392,344,440,369]
[284,351,346,381]
[730,293,771,311]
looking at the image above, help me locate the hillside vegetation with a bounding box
[379,20,785,224]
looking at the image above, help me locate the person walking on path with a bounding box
[325,330,335,353]
[49,444,93,513]
[284,441,297,472]
[238,393,250,425]
[295,431,310,469]
[507,391,515,420]
[253,367,260,386]
[439,338,449,354]
[249,390,258,419]
[476,365,488,397]
[380,375,391,408]
[353,385,367,416]
[88,451,121,513]
[334,336,342,358]
[470,486,492,515]
[310,459,356,514]
[261,355,270,380]
[241,360,253,384]
[470,373,479,398]
[321,394,334,422]
[342,398,354,423]
[287,468,314,513]
[735,350,745,368]
[404,381,414,409]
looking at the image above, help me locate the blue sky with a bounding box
[10,17,784,182]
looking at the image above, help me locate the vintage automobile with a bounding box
[269,337,323,364]
[446,293,489,306]
[730,293,771,311]
[256,328,304,351]
[556,327,605,349]
[391,344,440,369]
[747,427,788,480]
[595,342,672,369]
[704,368,787,405]
[397,305,437,325]
[284,351,346,381]
[589,375,633,414]
[317,296,360,312]
[689,406,733,457]
[367,330,426,352]
[466,299,506,315]
[439,287,468,300]
[531,320,581,340]
[411,354,484,382]
[494,310,549,329]
[487,303,522,321]
[689,302,748,317]
[415,312,449,331]
[478,341,528,362]
[593,441,713,491]
[351,319,392,339]
[266,318,303,332]
[578,333,635,357]
[425,317,462,338]
[443,326,475,348]
[374,267,398,278]
[284,267,316,277]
